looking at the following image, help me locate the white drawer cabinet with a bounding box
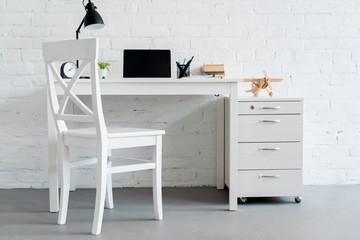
[226,98,303,204]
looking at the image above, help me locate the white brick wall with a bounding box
[0,0,359,188]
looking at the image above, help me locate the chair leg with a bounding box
[105,159,114,209]
[58,144,70,225]
[92,146,108,235]
[153,135,163,220]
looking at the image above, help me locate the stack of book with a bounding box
[200,64,225,78]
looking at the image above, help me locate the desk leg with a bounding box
[48,93,59,212]
[229,83,238,211]
[216,97,225,190]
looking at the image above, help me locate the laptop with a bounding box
[123,49,171,78]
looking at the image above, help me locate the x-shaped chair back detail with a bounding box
[43,38,106,138]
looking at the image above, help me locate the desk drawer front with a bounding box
[238,115,302,142]
[238,142,302,170]
[237,170,303,197]
[238,101,303,115]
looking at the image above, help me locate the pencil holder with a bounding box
[177,64,190,78]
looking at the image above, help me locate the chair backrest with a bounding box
[42,38,107,139]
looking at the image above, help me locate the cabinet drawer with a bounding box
[238,101,303,115]
[238,115,302,142]
[238,142,302,170]
[237,170,302,197]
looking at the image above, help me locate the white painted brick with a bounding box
[210,26,247,37]
[342,39,360,50]
[305,15,343,26]
[305,39,341,50]
[308,1,340,14]
[125,2,137,14]
[283,63,319,74]
[131,26,169,37]
[320,63,356,74]
[170,26,209,37]
[215,50,237,63]
[0,63,35,76]
[267,15,304,26]
[255,1,291,14]
[243,62,282,75]
[189,15,227,25]
[2,50,21,62]
[138,2,177,13]
[313,51,332,63]
[31,2,46,12]
[112,38,152,49]
[255,50,275,61]
[10,26,45,38]
[0,13,30,25]
[94,2,125,13]
[46,2,80,13]
[31,14,68,26]
[229,15,266,25]
[6,1,29,12]
[248,26,285,38]
[222,2,254,14]
[191,39,228,50]
[235,50,255,61]
[323,26,359,38]
[286,26,323,39]
[267,39,304,50]
[342,1,360,14]
[333,51,351,63]
[290,2,310,14]
[0,38,32,49]
[177,2,214,14]
[152,14,188,25]
[153,38,190,49]
[0,2,5,12]
[21,49,41,61]
[295,51,313,62]
[229,39,266,50]
[274,51,292,62]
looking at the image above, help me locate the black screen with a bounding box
[123,49,171,78]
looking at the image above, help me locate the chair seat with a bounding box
[63,127,165,138]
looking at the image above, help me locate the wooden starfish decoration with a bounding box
[244,70,283,97]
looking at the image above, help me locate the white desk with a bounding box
[48,78,239,211]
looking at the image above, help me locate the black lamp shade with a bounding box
[84,10,104,30]
[83,1,104,30]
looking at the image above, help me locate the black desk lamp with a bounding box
[76,0,105,68]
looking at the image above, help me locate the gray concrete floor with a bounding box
[0,186,359,240]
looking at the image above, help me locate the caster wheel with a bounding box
[240,197,247,204]
[295,196,302,203]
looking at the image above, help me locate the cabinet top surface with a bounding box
[237,97,303,102]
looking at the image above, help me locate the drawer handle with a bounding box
[259,106,281,110]
[259,147,280,151]
[259,119,280,123]
[259,174,280,178]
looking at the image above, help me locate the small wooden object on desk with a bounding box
[244,70,283,97]
[201,64,225,78]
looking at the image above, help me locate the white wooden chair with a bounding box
[42,38,164,235]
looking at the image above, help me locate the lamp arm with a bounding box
[76,17,85,40]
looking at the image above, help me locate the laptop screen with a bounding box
[123,49,171,78]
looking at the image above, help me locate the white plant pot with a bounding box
[99,69,108,79]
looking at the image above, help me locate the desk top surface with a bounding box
[74,77,241,83]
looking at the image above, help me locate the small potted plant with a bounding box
[98,61,111,79]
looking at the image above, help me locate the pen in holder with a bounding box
[177,64,190,78]
[176,56,194,79]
